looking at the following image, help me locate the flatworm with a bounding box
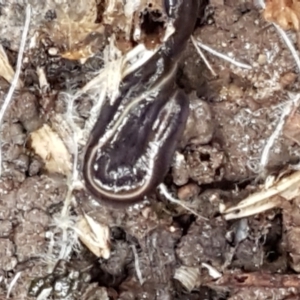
[83,0,200,204]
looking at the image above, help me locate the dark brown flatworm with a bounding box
[83,0,200,204]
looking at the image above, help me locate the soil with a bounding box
[1,0,300,299]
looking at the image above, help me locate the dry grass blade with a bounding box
[221,170,300,220]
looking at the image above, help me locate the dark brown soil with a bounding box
[1,0,300,299]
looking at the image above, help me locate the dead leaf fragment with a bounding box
[174,266,201,292]
[29,124,72,175]
[263,0,300,31]
[75,213,110,259]
[0,45,23,88]
[283,111,300,145]
[41,0,105,62]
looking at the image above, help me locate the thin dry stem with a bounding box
[6,272,21,299]
[0,4,31,176]
[130,245,144,285]
[192,37,252,70]
[221,170,300,220]
[191,36,217,77]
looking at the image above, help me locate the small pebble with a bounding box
[257,53,267,65]
[280,72,297,88]
[177,183,201,201]
[48,47,58,56]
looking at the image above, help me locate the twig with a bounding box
[158,183,208,220]
[191,36,217,77]
[192,38,252,70]
[213,271,300,288]
[0,4,31,176]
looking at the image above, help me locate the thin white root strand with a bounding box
[44,214,80,273]
[260,93,300,170]
[191,36,217,77]
[273,23,300,73]
[201,263,222,279]
[6,272,21,299]
[0,4,31,176]
[60,93,79,218]
[42,36,129,270]
[130,245,144,285]
[193,38,252,70]
[158,183,208,220]
[41,92,81,272]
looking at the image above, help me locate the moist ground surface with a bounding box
[1,1,300,299]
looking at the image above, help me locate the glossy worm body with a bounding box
[83,0,200,205]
